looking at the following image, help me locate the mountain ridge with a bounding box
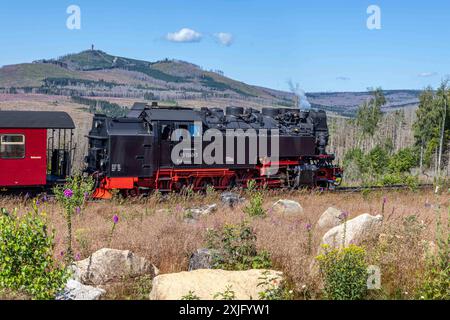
[0,49,421,115]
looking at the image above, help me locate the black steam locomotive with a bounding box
[85,102,342,198]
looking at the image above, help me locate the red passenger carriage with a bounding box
[0,111,75,191]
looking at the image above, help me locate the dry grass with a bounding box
[0,188,448,299]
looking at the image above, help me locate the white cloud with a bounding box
[166,28,202,43]
[214,32,234,46]
[418,72,438,78]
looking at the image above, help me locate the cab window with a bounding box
[0,134,25,159]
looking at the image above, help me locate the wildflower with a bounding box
[63,189,73,198]
[338,211,349,220]
[75,207,81,214]
[305,223,312,231]
[60,251,64,257]
[113,214,119,224]
[75,253,81,261]
[36,199,40,206]
[42,195,48,202]
[84,192,89,200]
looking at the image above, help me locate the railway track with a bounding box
[0,183,437,199]
[332,183,435,193]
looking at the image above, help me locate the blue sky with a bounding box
[1,0,449,92]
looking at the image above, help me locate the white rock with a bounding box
[317,207,344,229]
[221,192,245,207]
[272,199,303,215]
[149,269,283,300]
[72,248,159,286]
[321,213,383,248]
[186,204,217,219]
[56,279,105,300]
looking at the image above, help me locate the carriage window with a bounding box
[0,135,25,159]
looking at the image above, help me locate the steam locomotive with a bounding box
[85,102,342,199]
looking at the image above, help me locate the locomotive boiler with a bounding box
[85,102,342,198]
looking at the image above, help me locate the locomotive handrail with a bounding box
[86,134,108,140]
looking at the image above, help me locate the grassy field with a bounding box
[0,188,447,299]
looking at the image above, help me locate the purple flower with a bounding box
[60,251,64,257]
[36,200,40,206]
[383,197,387,204]
[84,192,89,200]
[113,215,119,224]
[75,253,81,261]
[339,211,349,220]
[305,223,312,231]
[75,207,81,214]
[63,189,73,198]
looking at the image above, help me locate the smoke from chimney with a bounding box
[288,79,311,110]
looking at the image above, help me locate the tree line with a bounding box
[331,82,449,186]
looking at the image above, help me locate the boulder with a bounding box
[149,269,283,300]
[56,279,105,300]
[72,248,159,286]
[321,213,383,248]
[317,207,344,229]
[188,248,215,271]
[185,204,217,219]
[221,192,245,207]
[272,199,304,215]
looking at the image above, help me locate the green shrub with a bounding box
[379,173,419,189]
[214,285,236,300]
[388,147,418,174]
[0,209,68,300]
[244,180,266,217]
[53,175,94,262]
[244,192,265,217]
[366,146,389,175]
[418,261,450,300]
[417,205,450,300]
[316,244,368,300]
[257,270,294,300]
[181,290,200,300]
[206,221,272,270]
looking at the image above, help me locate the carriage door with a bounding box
[159,122,173,167]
